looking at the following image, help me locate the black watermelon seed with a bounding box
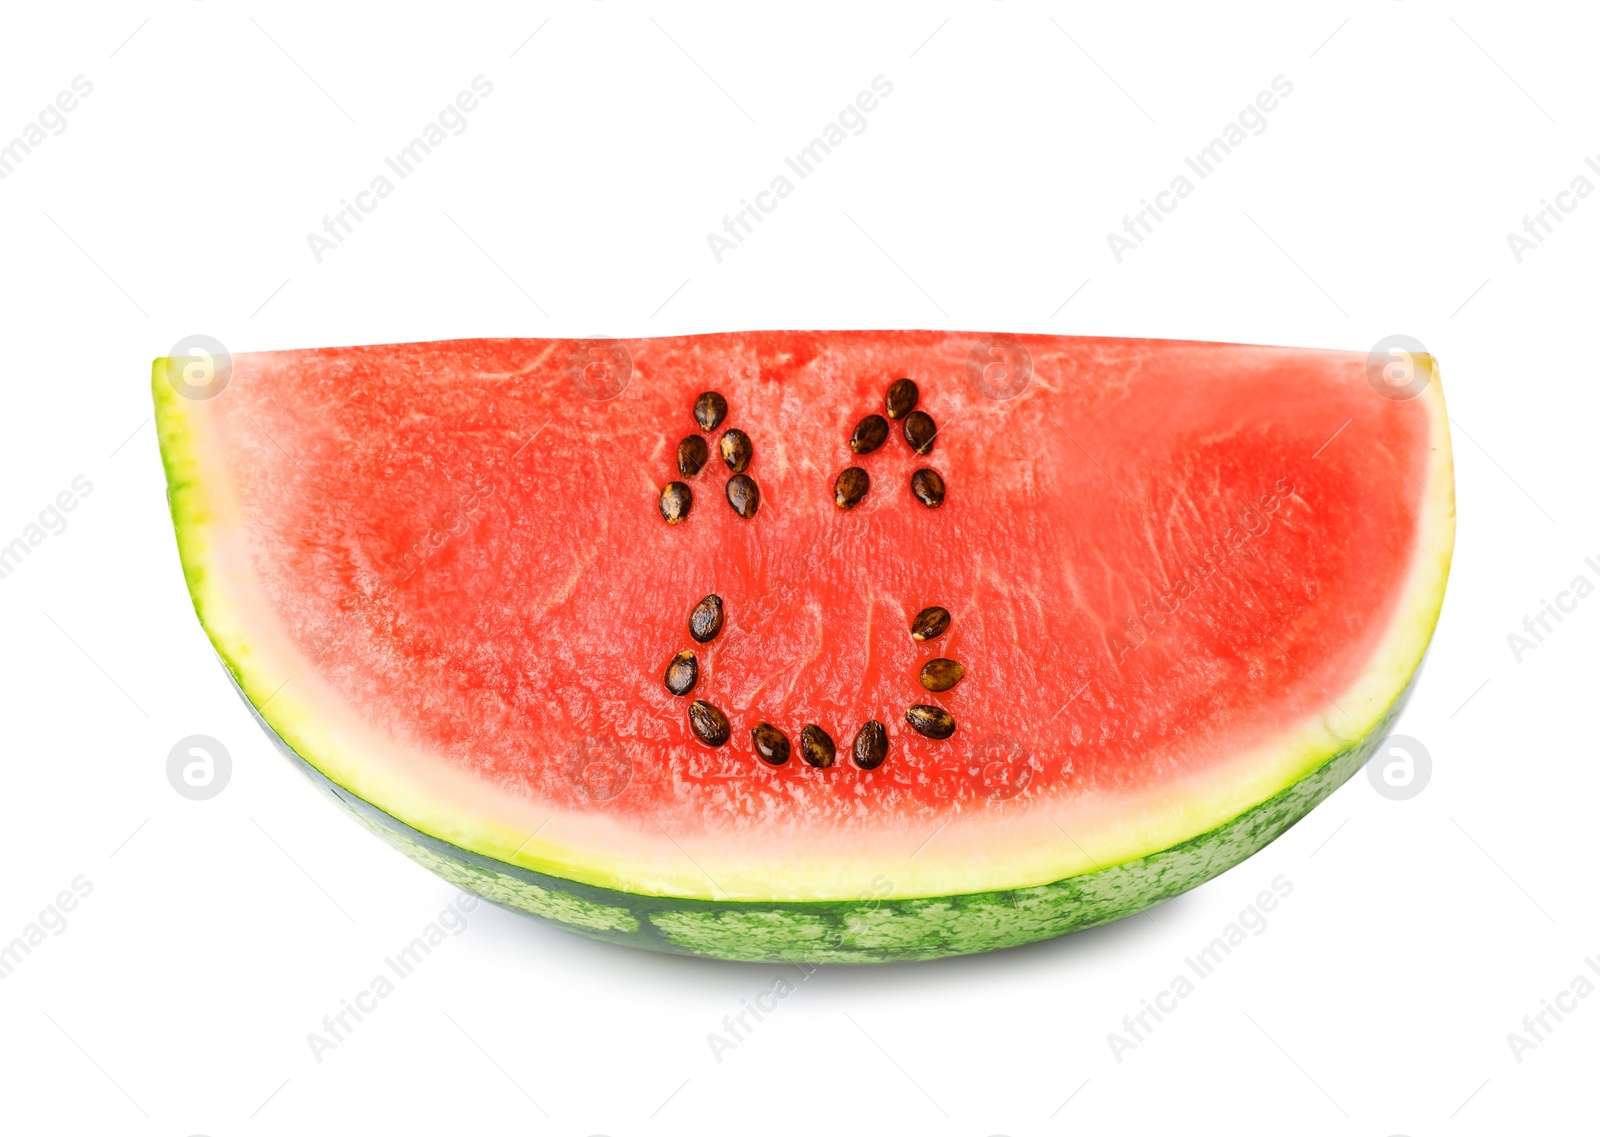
[660,482,692,524]
[849,414,889,456]
[800,724,836,768]
[834,466,870,510]
[694,391,728,432]
[688,700,731,747]
[852,720,888,770]
[752,722,791,766]
[886,378,919,421]
[664,650,699,697]
[910,606,950,642]
[910,468,946,508]
[919,658,965,693]
[677,435,709,478]
[902,410,937,455]
[719,428,753,473]
[906,704,956,740]
[689,595,724,643]
[726,473,760,519]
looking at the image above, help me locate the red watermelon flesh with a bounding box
[154,331,1452,959]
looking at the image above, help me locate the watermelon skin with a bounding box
[154,332,1453,962]
[237,667,1408,962]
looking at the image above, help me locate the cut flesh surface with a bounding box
[154,332,1453,960]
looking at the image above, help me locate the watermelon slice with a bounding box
[152,331,1453,962]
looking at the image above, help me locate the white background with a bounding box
[0,2,1594,1133]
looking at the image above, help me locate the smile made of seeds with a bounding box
[660,593,966,771]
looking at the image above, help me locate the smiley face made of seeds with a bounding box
[654,381,965,771]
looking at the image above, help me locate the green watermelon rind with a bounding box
[233,668,1409,963]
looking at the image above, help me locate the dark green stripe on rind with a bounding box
[230,668,1411,963]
